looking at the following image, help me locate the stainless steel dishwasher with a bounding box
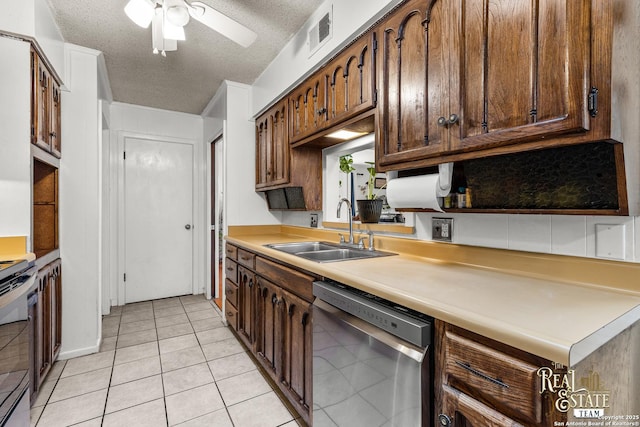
[313,280,432,427]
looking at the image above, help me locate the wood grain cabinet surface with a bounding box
[224,244,315,425]
[255,100,290,190]
[435,321,564,427]
[376,0,612,171]
[31,259,62,404]
[31,48,61,158]
[288,72,328,144]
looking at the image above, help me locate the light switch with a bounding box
[595,224,625,260]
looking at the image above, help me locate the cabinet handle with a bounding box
[248,279,253,288]
[226,266,234,271]
[454,360,509,388]
[438,414,452,426]
[437,114,459,127]
[272,294,277,304]
[317,107,327,116]
[227,311,234,318]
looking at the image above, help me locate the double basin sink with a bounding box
[265,241,396,263]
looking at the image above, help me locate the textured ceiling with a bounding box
[47,0,323,114]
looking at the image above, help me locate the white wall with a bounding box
[0,38,31,239]
[59,44,102,358]
[251,0,402,115]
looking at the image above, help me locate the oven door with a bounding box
[0,268,36,427]
[313,298,431,427]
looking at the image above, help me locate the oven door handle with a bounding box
[313,298,427,363]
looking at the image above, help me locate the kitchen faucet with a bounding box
[336,198,355,245]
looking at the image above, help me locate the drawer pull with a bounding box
[455,361,509,389]
[226,266,234,271]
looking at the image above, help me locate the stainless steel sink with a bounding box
[265,241,396,263]
[265,242,337,254]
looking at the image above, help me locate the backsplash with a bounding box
[280,211,639,263]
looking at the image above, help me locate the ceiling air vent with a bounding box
[308,6,332,57]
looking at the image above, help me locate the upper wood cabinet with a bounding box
[31,48,62,158]
[325,31,377,130]
[255,99,290,189]
[377,0,450,168]
[377,0,609,171]
[288,72,328,144]
[289,30,378,145]
[448,0,592,153]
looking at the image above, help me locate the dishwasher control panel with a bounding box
[313,280,432,347]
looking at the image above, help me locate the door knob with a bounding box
[185,224,191,230]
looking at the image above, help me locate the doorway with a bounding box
[123,137,194,303]
[211,136,224,309]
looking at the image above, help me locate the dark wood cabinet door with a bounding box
[255,100,290,190]
[326,31,377,126]
[280,288,312,418]
[376,0,449,170]
[255,277,282,378]
[289,73,327,143]
[255,114,270,188]
[37,265,52,383]
[50,81,62,158]
[34,57,51,152]
[236,266,255,348]
[440,385,523,427]
[449,0,592,153]
[50,259,62,359]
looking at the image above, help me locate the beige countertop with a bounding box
[226,225,640,367]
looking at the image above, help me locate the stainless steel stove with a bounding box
[0,258,37,427]
[0,260,32,297]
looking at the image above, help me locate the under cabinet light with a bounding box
[326,130,368,140]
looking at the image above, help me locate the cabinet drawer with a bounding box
[225,303,238,331]
[237,249,255,269]
[225,244,237,260]
[225,279,238,307]
[444,329,542,424]
[255,257,314,302]
[225,259,237,284]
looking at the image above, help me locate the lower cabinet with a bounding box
[435,320,565,427]
[30,258,62,403]
[225,244,315,425]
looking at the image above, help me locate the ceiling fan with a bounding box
[124,0,258,56]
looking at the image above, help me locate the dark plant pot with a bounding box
[356,199,383,223]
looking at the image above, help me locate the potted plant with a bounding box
[356,162,384,223]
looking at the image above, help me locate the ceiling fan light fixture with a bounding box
[163,14,186,41]
[124,0,155,28]
[152,7,178,54]
[166,5,190,27]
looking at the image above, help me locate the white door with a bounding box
[124,137,194,303]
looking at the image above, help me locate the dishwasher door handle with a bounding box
[313,298,427,363]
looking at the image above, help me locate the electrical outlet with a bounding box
[432,217,453,242]
[310,213,318,228]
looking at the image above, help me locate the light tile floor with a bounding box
[30,294,303,427]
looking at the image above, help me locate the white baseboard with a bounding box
[57,339,101,360]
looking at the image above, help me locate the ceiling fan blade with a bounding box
[188,1,257,48]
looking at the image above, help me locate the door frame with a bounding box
[205,126,225,302]
[116,131,203,306]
